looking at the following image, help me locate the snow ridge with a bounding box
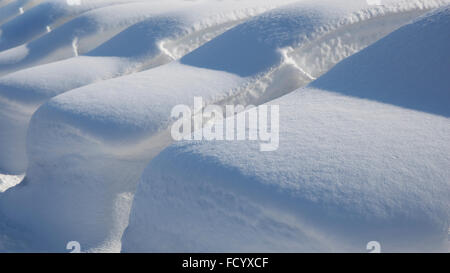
[0,0,448,253]
[123,6,450,252]
[0,0,292,174]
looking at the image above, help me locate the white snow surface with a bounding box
[0,0,448,253]
[0,173,22,192]
[0,0,41,25]
[0,0,287,174]
[123,6,450,252]
[0,0,201,76]
[0,0,152,53]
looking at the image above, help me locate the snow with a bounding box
[311,7,450,117]
[0,0,150,53]
[0,0,303,252]
[0,0,448,253]
[0,173,23,192]
[0,0,40,25]
[0,0,284,174]
[0,0,197,76]
[24,0,443,146]
[123,6,450,252]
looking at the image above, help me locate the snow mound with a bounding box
[1,0,446,252]
[0,0,145,53]
[123,6,450,252]
[311,8,450,117]
[0,0,277,174]
[0,0,190,76]
[0,0,41,25]
[26,0,442,147]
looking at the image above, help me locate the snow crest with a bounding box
[0,0,448,252]
[123,6,450,252]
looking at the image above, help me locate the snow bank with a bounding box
[3,0,443,252]
[0,0,14,7]
[0,0,194,76]
[0,0,284,173]
[0,0,148,53]
[123,6,450,252]
[0,0,300,251]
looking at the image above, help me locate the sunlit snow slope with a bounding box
[0,0,151,53]
[0,0,447,253]
[123,6,450,252]
[0,0,41,25]
[0,0,284,174]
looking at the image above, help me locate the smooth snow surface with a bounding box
[123,6,450,252]
[0,0,150,53]
[0,0,448,253]
[0,0,198,76]
[0,0,41,25]
[0,0,285,174]
[0,174,23,192]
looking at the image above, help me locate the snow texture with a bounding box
[0,0,154,53]
[0,0,283,174]
[0,173,22,192]
[0,0,448,253]
[0,0,194,76]
[123,6,450,252]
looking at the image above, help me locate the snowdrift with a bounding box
[0,0,148,53]
[0,173,22,193]
[1,0,444,252]
[0,0,279,174]
[0,0,41,25]
[123,6,450,252]
[0,0,193,76]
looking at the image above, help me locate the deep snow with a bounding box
[0,173,22,192]
[0,0,448,253]
[0,0,198,76]
[123,6,450,252]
